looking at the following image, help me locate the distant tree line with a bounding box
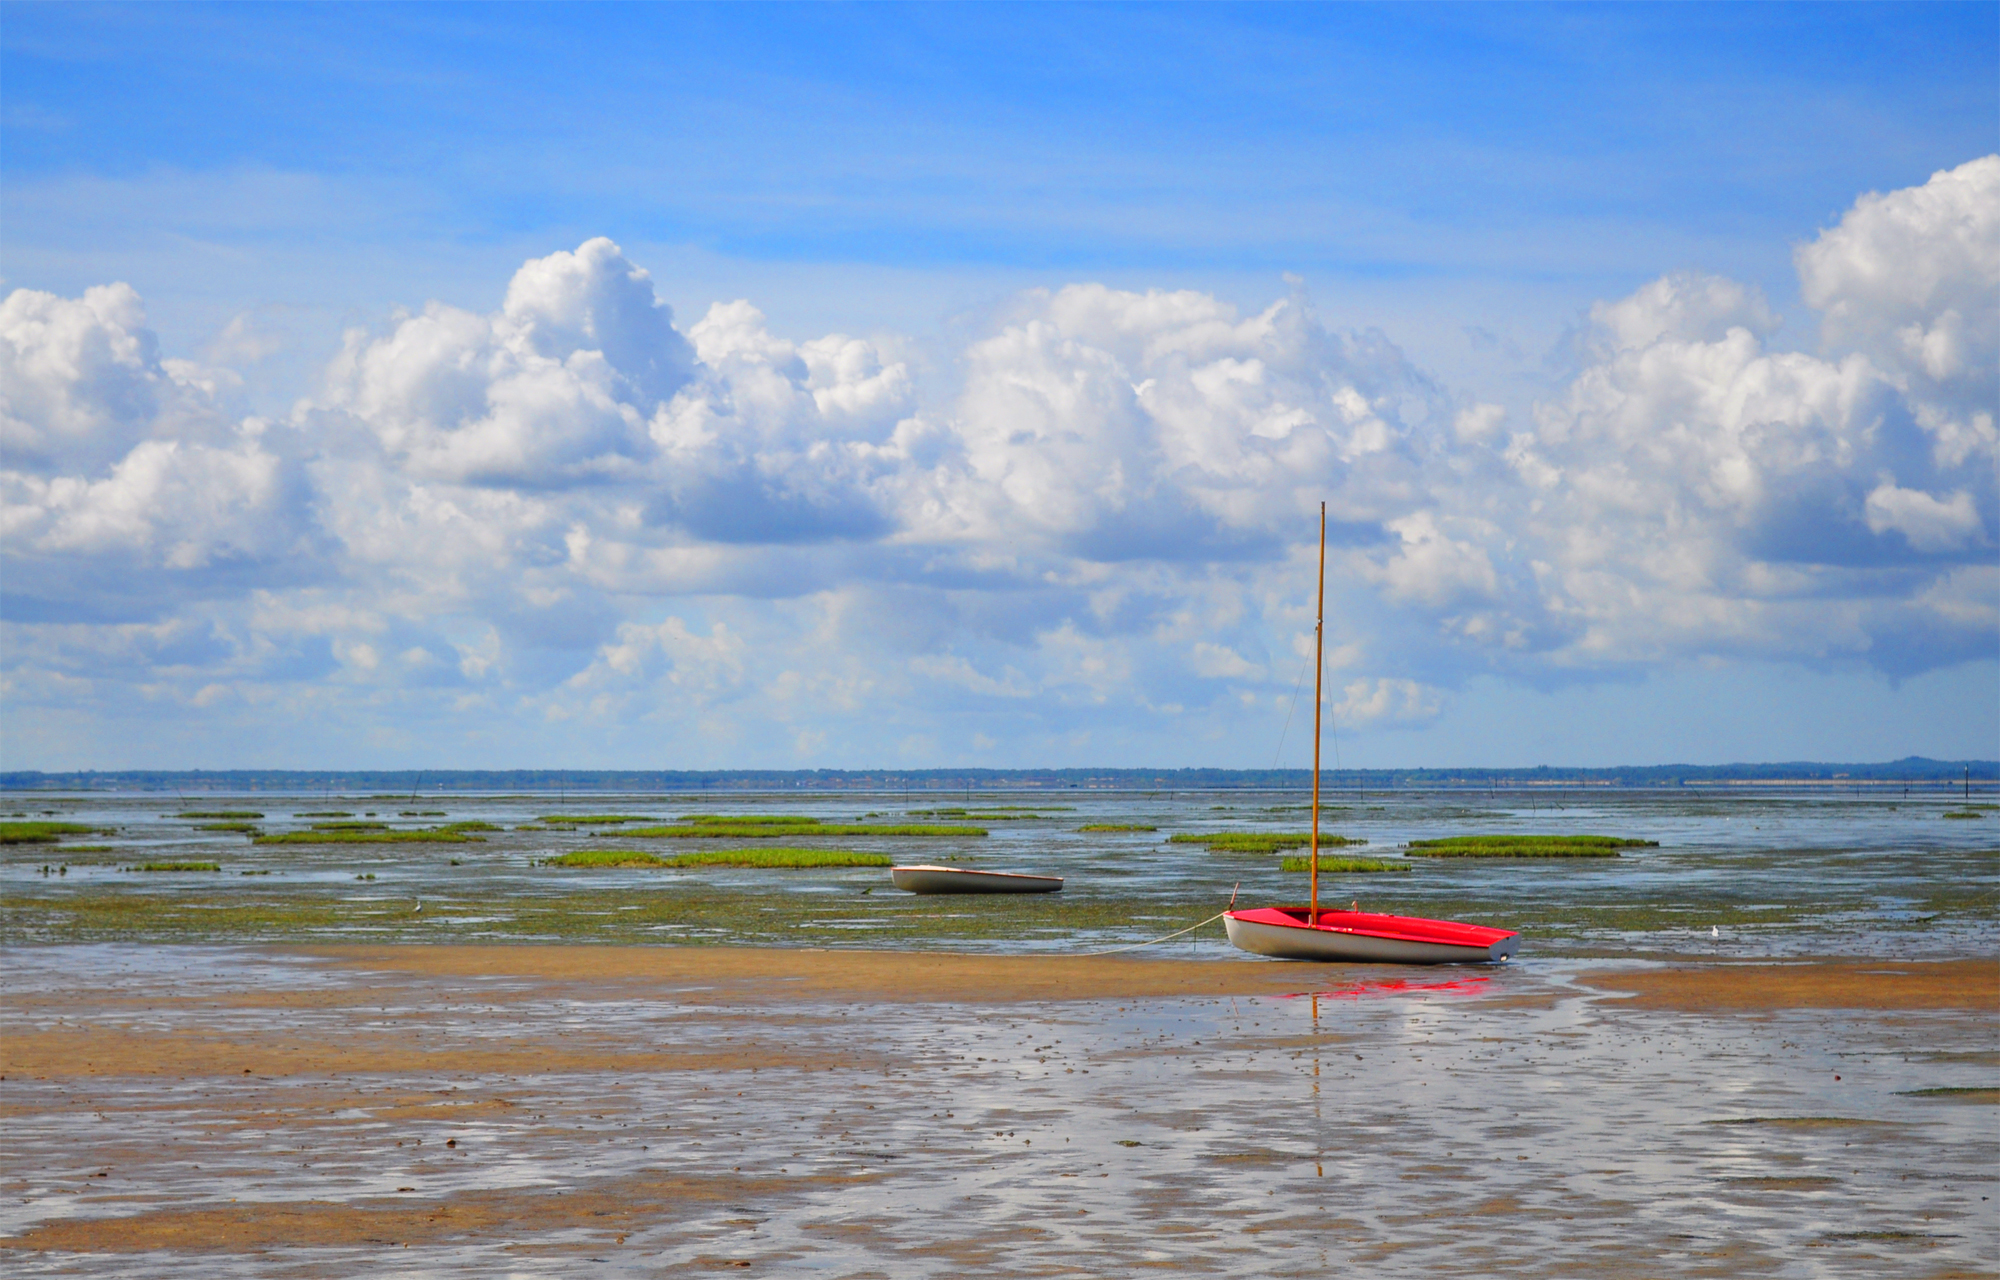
[2,757,1992,792]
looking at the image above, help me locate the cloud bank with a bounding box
[4,159,1994,766]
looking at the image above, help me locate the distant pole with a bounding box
[1966,766,1971,802]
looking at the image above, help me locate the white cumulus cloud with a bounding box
[3,161,1995,763]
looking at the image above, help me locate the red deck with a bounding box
[1229,906,1518,948]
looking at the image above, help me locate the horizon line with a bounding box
[4,756,1994,792]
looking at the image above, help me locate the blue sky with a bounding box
[2,3,1995,769]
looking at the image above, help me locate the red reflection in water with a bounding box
[1284,974,1494,1001]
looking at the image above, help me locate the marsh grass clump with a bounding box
[0,821,109,844]
[136,861,221,872]
[400,810,448,817]
[544,847,890,869]
[195,823,260,834]
[1170,832,1366,854]
[537,814,656,825]
[903,807,1069,819]
[623,820,986,839]
[1895,1086,1999,1099]
[441,820,502,832]
[544,849,670,868]
[174,810,263,820]
[1279,855,1411,874]
[1941,810,1987,819]
[1404,834,1652,858]
[661,848,893,868]
[255,830,484,845]
[1701,1117,1891,1129]
[295,811,354,818]
[1079,824,1157,832]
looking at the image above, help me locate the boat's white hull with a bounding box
[890,865,1064,894]
[1225,913,1517,964]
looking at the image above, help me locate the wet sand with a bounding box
[1572,958,1999,1013]
[3,946,1996,1276]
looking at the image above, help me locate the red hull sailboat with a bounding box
[1222,502,1519,965]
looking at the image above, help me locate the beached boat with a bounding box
[891,864,1064,894]
[1225,906,1518,963]
[1222,502,1519,965]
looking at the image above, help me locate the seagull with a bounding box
[414,901,424,914]
[1710,926,1719,938]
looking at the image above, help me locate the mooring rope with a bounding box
[1077,909,1230,956]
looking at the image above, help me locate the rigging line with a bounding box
[1270,644,1314,770]
[1078,911,1230,957]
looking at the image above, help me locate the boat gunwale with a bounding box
[890,863,1063,884]
[1226,905,1517,948]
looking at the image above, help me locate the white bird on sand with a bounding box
[1710,925,1719,938]
[414,901,424,914]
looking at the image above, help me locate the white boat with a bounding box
[890,864,1064,894]
[1222,501,1519,965]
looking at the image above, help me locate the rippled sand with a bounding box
[2,946,1994,1276]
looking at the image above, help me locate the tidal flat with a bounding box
[1,787,1995,1275]
[3,788,1994,956]
[0,946,1994,1277]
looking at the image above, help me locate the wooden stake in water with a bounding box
[1310,501,1325,925]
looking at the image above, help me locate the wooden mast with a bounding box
[1310,500,1325,924]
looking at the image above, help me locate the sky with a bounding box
[2,1,1996,771]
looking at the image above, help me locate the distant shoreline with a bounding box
[3,758,1994,793]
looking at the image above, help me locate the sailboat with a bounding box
[1223,503,1520,965]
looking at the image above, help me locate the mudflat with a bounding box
[3,946,1995,1275]
[314,941,1345,1003]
